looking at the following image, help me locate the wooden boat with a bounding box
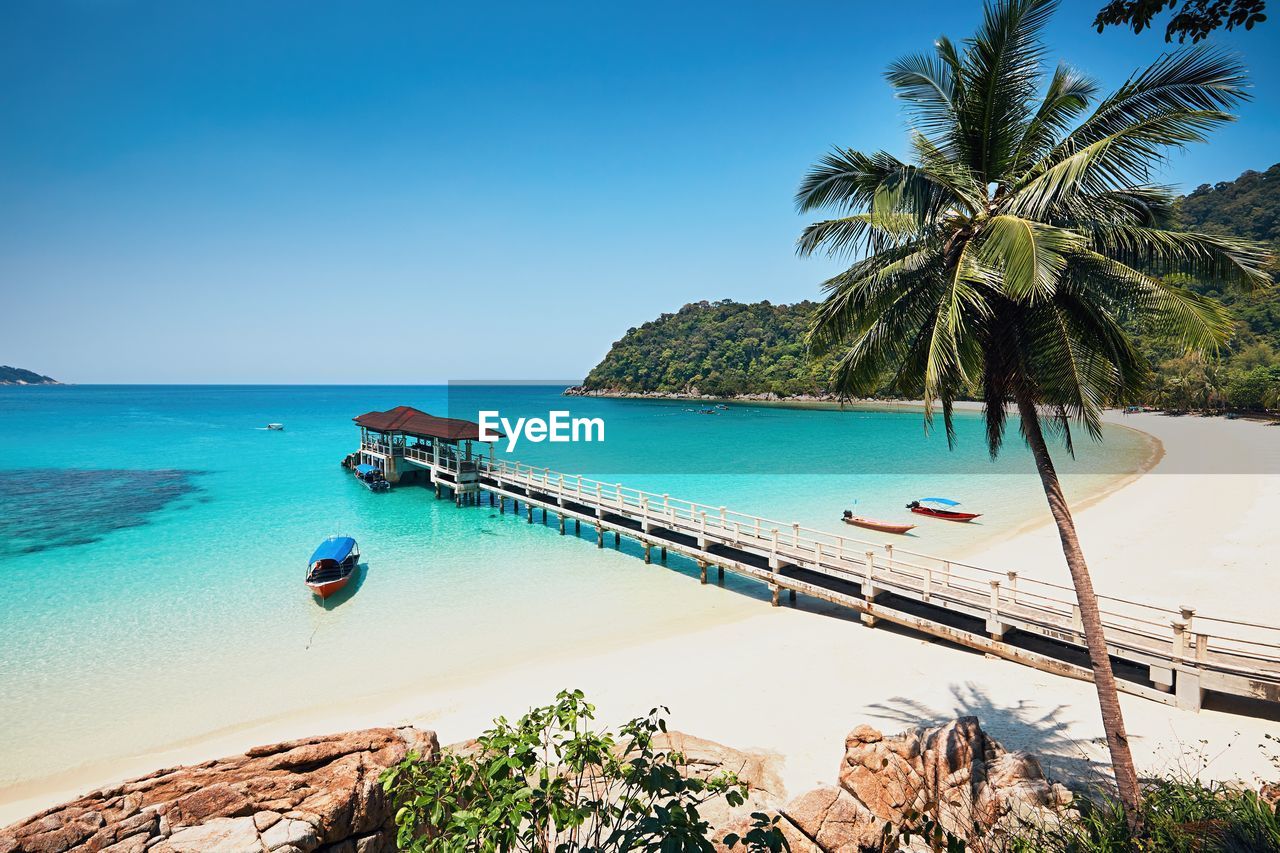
[842,514,915,535]
[907,498,982,522]
[306,536,359,599]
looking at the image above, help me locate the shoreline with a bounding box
[4,410,1278,827]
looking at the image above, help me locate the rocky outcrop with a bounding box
[0,727,439,853]
[649,732,785,829]
[717,716,1070,852]
[838,717,1071,837]
[1,716,1066,853]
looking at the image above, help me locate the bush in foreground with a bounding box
[381,689,1279,852]
[380,689,786,852]
[1004,778,1280,852]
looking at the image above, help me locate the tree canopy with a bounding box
[1094,0,1267,42]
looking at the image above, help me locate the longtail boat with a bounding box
[842,514,916,535]
[907,497,982,522]
[306,536,359,599]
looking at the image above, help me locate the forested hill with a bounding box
[578,165,1280,406]
[1178,163,1279,244]
[0,366,59,385]
[578,300,837,397]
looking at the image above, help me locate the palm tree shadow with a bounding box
[866,682,1108,790]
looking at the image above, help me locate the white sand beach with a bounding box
[4,410,1279,826]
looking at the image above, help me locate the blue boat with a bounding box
[306,536,359,599]
[354,463,390,492]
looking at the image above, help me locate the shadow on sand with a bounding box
[866,682,1110,791]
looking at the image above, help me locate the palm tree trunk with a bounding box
[1014,392,1143,834]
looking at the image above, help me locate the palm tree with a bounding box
[796,0,1271,832]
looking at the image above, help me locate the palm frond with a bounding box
[886,48,960,142]
[979,215,1085,302]
[1007,108,1235,219]
[910,133,988,211]
[1050,185,1177,227]
[1058,45,1249,155]
[794,149,974,224]
[806,241,942,355]
[1087,226,1273,291]
[1073,251,1235,351]
[956,0,1058,181]
[1009,62,1098,178]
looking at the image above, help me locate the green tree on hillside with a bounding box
[581,300,840,397]
[796,0,1271,831]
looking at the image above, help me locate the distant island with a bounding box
[0,366,60,386]
[571,165,1280,408]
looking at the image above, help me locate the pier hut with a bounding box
[353,406,498,503]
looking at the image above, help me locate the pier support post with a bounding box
[527,504,533,524]
[1176,670,1204,712]
[499,496,505,514]
[575,519,581,535]
[770,585,779,607]
[542,508,547,524]
[1171,620,1205,711]
[717,566,724,583]
[861,551,880,627]
[789,589,797,604]
[614,531,620,548]
[558,514,565,535]
[660,546,667,562]
[698,560,707,584]
[644,543,652,564]
[596,526,603,548]
[986,580,1012,641]
[434,483,441,499]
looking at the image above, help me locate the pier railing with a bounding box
[476,458,1280,701]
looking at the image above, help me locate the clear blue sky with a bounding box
[3,1,1278,383]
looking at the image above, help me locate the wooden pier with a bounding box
[349,407,1280,716]
[474,462,1280,715]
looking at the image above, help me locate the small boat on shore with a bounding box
[306,536,359,599]
[842,511,915,535]
[266,423,284,431]
[354,463,390,492]
[907,498,982,522]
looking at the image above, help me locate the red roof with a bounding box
[353,406,498,441]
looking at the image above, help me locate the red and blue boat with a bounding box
[907,497,982,522]
[306,536,359,599]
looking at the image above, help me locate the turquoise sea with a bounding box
[0,385,1154,797]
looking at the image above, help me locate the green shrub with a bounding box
[1006,778,1280,852]
[380,689,787,852]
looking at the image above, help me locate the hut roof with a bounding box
[353,406,497,441]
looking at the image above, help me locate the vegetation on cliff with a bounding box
[0,366,58,385]
[580,300,838,398]
[581,166,1279,410]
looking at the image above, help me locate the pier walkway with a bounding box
[457,459,1280,716]
[349,403,1280,717]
